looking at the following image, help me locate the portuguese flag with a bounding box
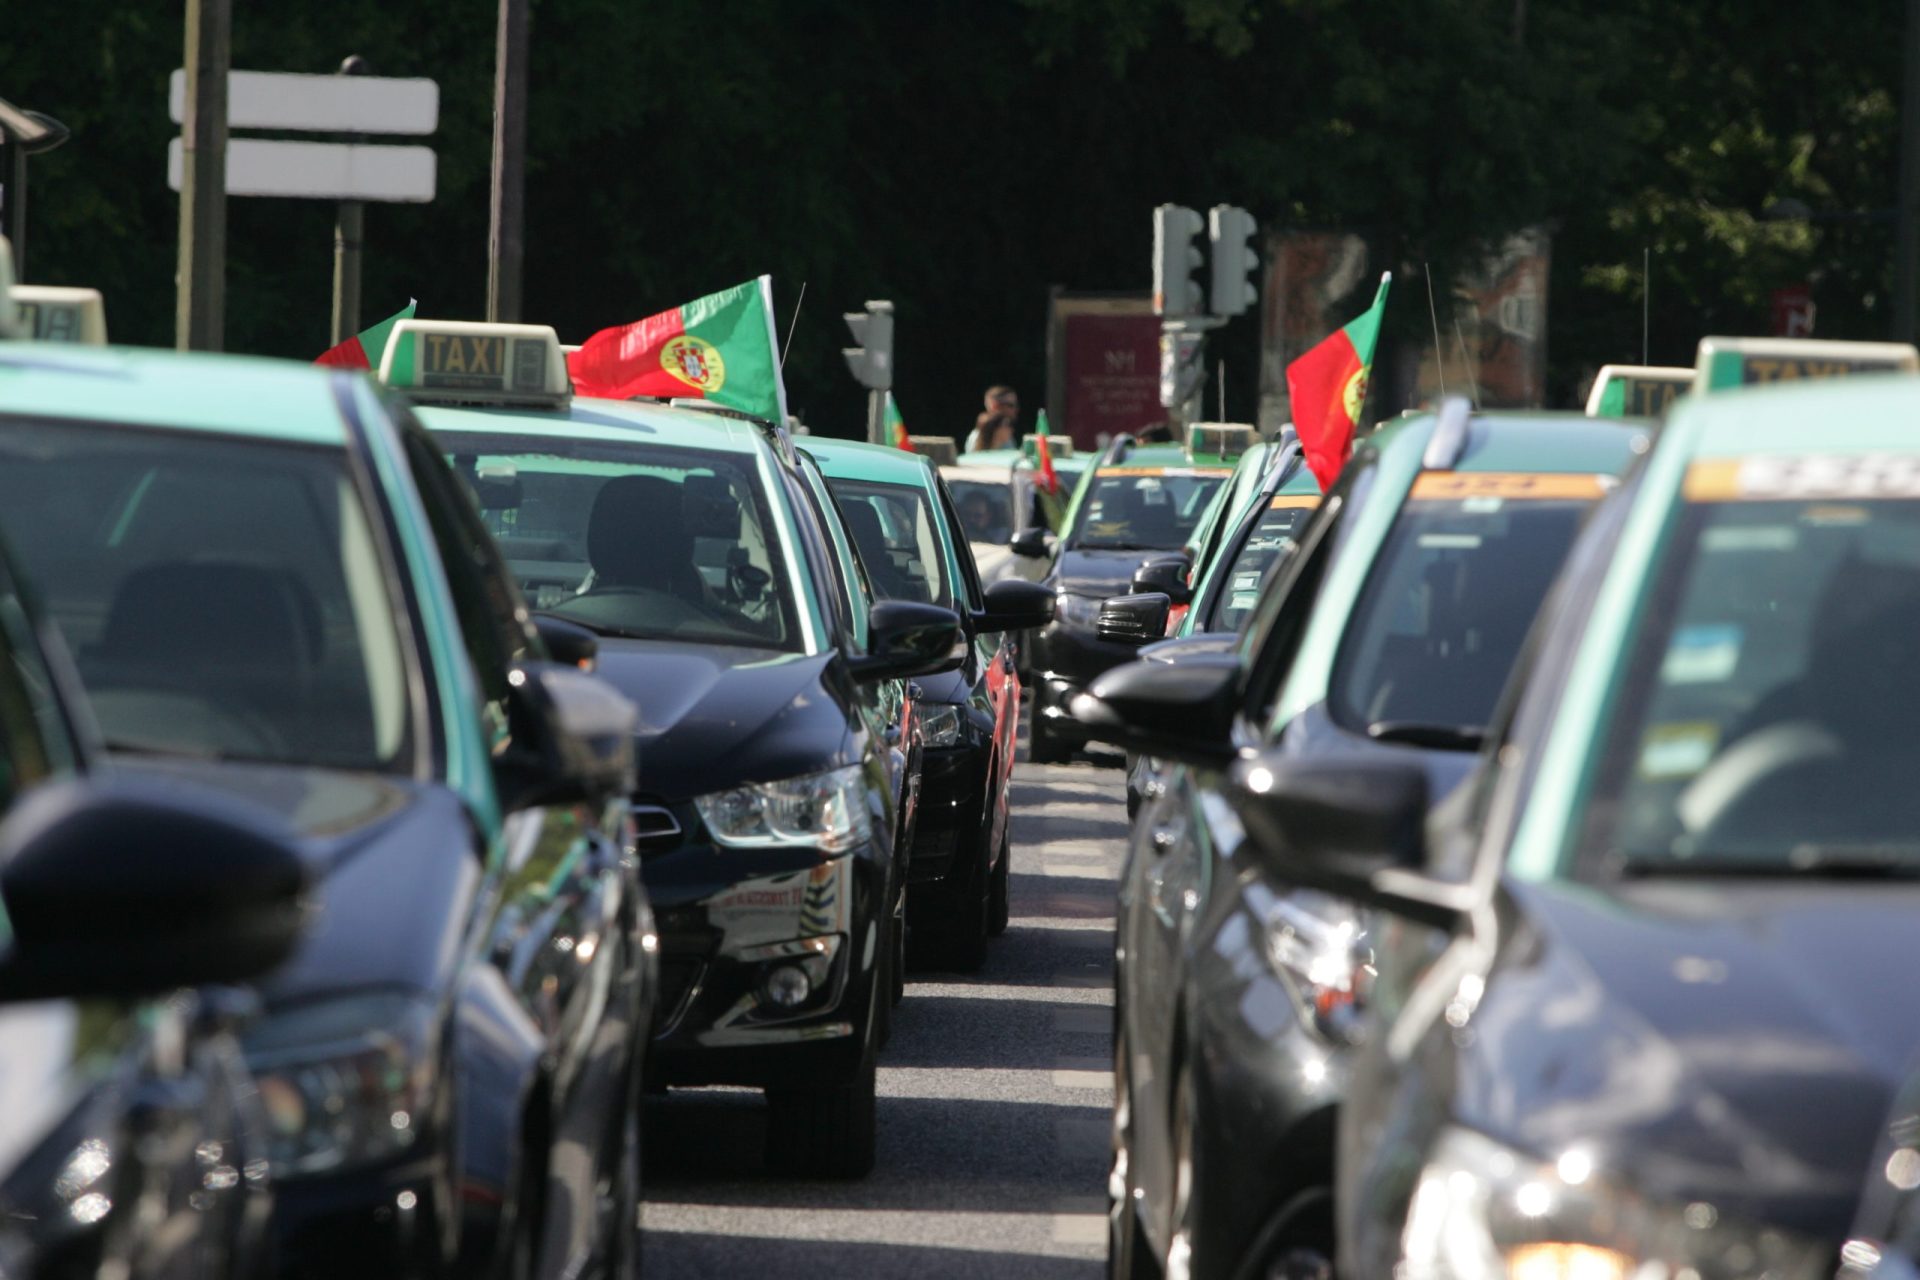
[316,300,416,369]
[1032,408,1060,494]
[886,394,912,450]
[1287,272,1391,492]
[568,277,788,423]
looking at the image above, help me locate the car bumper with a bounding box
[269,1150,451,1280]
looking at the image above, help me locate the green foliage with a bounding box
[5,0,1909,422]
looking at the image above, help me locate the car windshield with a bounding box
[1329,478,1602,743]
[1581,494,1920,872]
[1202,497,1318,633]
[947,478,1015,544]
[437,433,801,652]
[0,419,412,770]
[824,477,953,609]
[1073,469,1228,550]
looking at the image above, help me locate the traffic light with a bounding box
[1153,204,1205,317]
[843,300,894,391]
[1209,204,1259,318]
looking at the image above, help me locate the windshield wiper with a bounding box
[1616,846,1920,879]
[1366,721,1486,752]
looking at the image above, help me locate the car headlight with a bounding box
[920,704,964,749]
[1262,891,1375,1044]
[695,764,873,854]
[244,992,437,1178]
[1400,1126,1829,1280]
[1053,592,1101,628]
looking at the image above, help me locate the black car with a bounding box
[807,438,1053,971]
[0,538,310,1280]
[423,396,966,1179]
[0,340,650,1280]
[1077,403,1644,1280]
[1025,436,1235,763]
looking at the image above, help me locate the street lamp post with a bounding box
[0,97,72,279]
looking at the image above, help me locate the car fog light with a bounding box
[763,964,812,1008]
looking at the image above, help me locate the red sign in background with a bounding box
[1061,312,1164,449]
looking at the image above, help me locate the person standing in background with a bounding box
[971,385,1020,445]
[965,410,1015,453]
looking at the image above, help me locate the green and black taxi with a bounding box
[388,323,965,1178]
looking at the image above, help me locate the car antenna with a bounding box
[780,280,807,369]
[1424,262,1448,399]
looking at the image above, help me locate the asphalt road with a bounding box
[639,742,1130,1278]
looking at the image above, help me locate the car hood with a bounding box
[590,640,855,800]
[108,758,481,1004]
[1141,632,1238,663]
[1461,877,1920,1239]
[1053,548,1172,600]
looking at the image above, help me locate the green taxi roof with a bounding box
[803,436,937,484]
[1664,373,1920,458]
[0,343,354,447]
[956,446,1089,473]
[415,396,769,454]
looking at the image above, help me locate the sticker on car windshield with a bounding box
[1660,623,1743,684]
[1637,722,1721,780]
[1686,455,1920,502]
[1409,472,1611,500]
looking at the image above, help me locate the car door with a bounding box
[932,475,1018,812]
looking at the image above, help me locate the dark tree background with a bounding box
[6,0,1906,435]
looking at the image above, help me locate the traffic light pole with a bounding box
[176,0,230,351]
[487,0,529,323]
[867,389,887,447]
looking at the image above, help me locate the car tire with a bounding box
[890,893,907,1008]
[1108,1026,1156,1280]
[875,915,897,1050]
[987,825,1011,937]
[602,1065,643,1279]
[1028,710,1072,765]
[764,1051,878,1179]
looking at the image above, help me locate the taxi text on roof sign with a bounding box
[379,319,572,407]
[10,287,108,345]
[1586,364,1689,418]
[1693,337,1920,393]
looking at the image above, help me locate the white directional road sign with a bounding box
[168,70,438,135]
[167,138,436,203]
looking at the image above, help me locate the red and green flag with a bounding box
[886,394,912,450]
[315,299,416,370]
[567,276,788,423]
[1032,408,1060,494]
[1287,272,1391,492]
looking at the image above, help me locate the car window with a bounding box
[1071,469,1228,551]
[825,477,953,609]
[1327,476,1602,738]
[947,478,1014,544]
[436,430,801,654]
[1579,491,1920,872]
[1203,497,1318,633]
[0,418,412,771]
[934,478,986,613]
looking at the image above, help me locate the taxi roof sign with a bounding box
[11,286,108,345]
[1586,364,1689,418]
[378,319,571,408]
[1021,434,1074,461]
[910,436,959,466]
[1693,337,1920,393]
[1186,422,1258,461]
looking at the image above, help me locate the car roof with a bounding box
[1665,373,1920,459]
[804,436,938,485]
[0,343,352,447]
[415,395,768,454]
[1097,441,1233,473]
[1374,409,1651,474]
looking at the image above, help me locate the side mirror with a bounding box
[0,777,310,1001]
[497,661,639,811]
[1097,592,1170,645]
[975,577,1056,633]
[1069,654,1240,767]
[850,601,965,682]
[1224,752,1465,928]
[1009,528,1050,559]
[1131,555,1192,606]
[534,612,600,670]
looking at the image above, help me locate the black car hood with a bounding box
[108,758,481,1003]
[590,640,855,800]
[1461,877,1920,1238]
[1053,548,1172,600]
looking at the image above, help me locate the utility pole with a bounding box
[176,0,230,351]
[330,55,371,346]
[1898,0,1920,341]
[487,0,529,323]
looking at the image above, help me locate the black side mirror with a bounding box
[1224,752,1465,927]
[1069,654,1240,767]
[975,578,1056,632]
[534,612,600,670]
[1009,528,1050,559]
[1098,592,1171,645]
[1131,555,1192,606]
[0,777,310,1001]
[850,601,965,683]
[497,661,639,811]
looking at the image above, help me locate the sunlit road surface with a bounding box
[640,735,1129,1278]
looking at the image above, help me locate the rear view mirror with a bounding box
[1010,528,1050,559]
[1097,592,1170,645]
[976,578,1056,632]
[683,475,740,538]
[0,777,310,1001]
[1131,555,1192,606]
[850,601,965,682]
[497,661,639,811]
[1070,654,1240,767]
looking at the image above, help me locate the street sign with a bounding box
[167,138,436,202]
[168,69,437,135]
